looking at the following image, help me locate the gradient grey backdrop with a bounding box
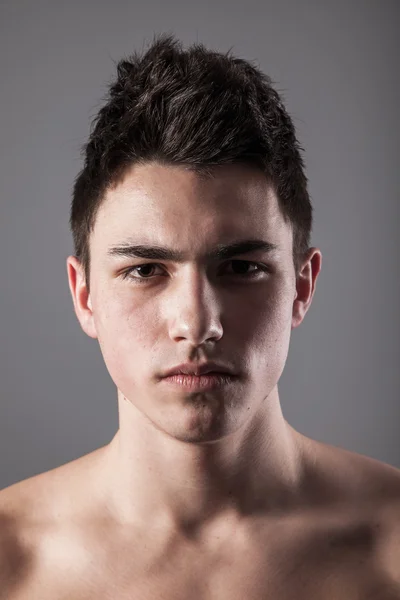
[1,0,399,490]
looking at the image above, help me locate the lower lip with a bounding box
[161,373,235,390]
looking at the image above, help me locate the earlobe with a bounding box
[66,256,98,339]
[291,273,308,330]
[291,248,322,330]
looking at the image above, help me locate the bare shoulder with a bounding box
[0,447,106,598]
[314,437,400,509]
[340,445,400,583]
[0,500,23,598]
[0,478,41,599]
[306,436,400,584]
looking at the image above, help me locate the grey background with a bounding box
[0,0,399,491]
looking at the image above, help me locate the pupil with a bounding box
[232,260,249,274]
[138,265,153,277]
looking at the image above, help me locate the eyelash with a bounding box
[121,261,269,284]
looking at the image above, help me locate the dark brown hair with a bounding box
[69,33,313,293]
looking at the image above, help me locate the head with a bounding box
[67,34,321,442]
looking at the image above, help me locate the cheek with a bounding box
[236,279,293,340]
[243,287,294,376]
[93,294,160,389]
[96,290,158,343]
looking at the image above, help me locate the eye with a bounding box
[221,260,268,278]
[121,260,269,284]
[121,263,165,282]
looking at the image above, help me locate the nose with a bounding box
[165,267,223,346]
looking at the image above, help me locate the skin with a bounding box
[66,161,322,537]
[2,160,400,598]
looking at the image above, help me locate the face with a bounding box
[68,162,314,443]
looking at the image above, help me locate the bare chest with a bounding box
[16,517,400,600]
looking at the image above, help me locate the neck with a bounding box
[97,386,307,536]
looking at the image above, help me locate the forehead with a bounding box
[92,162,291,256]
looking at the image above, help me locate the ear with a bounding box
[66,255,98,339]
[291,248,322,330]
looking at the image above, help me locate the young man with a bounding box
[1,34,399,599]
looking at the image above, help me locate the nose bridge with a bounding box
[166,265,223,343]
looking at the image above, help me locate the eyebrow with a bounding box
[107,239,279,262]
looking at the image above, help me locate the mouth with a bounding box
[160,372,236,391]
[162,361,236,378]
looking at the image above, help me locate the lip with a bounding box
[161,362,236,378]
[161,373,235,391]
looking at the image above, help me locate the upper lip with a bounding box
[162,362,236,377]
